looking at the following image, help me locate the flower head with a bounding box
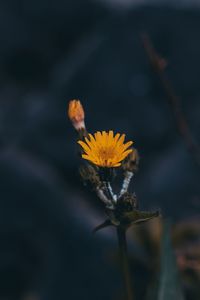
[68,99,85,130]
[78,131,133,167]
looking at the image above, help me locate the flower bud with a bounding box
[122,148,139,173]
[68,99,85,131]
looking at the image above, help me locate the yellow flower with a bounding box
[78,131,133,167]
[68,99,85,130]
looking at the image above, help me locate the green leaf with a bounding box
[93,219,112,233]
[157,222,185,300]
[121,209,160,226]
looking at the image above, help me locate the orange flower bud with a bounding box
[68,99,85,130]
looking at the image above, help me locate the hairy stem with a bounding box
[104,181,117,204]
[117,226,133,300]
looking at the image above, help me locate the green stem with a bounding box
[117,226,133,300]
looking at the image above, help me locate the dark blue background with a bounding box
[0,1,199,299]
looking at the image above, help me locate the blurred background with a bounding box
[0,0,200,299]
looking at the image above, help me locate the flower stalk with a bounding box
[117,226,134,300]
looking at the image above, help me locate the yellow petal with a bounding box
[79,131,134,168]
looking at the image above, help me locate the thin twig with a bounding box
[117,226,133,300]
[141,32,200,167]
